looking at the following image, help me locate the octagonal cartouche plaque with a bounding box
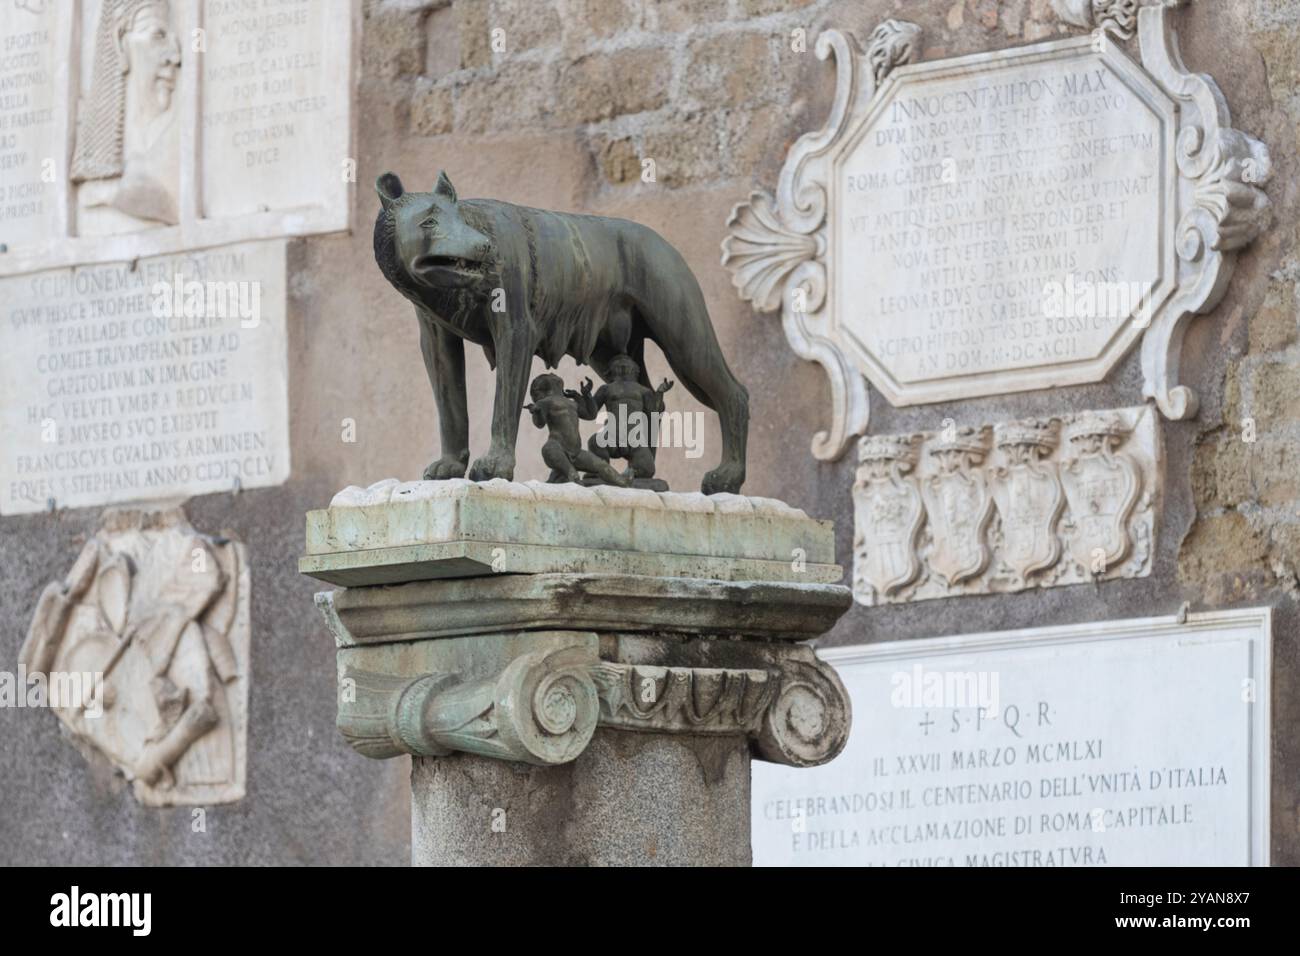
[829,38,1176,406]
[723,9,1272,460]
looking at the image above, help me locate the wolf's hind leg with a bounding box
[657,332,749,494]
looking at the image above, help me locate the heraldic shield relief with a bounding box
[920,427,995,587]
[852,407,1159,606]
[989,420,1066,585]
[1060,413,1144,573]
[19,508,250,806]
[852,435,925,600]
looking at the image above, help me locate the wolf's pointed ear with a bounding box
[376,172,404,211]
[434,170,458,203]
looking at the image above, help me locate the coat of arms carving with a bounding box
[852,434,924,603]
[990,421,1066,585]
[1060,413,1144,573]
[850,407,1158,605]
[920,427,995,587]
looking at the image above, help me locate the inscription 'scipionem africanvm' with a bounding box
[0,240,290,516]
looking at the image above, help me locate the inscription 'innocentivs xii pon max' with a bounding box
[372,170,750,495]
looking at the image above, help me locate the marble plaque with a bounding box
[724,7,1272,459]
[0,238,289,515]
[0,0,71,246]
[201,0,354,220]
[0,0,356,277]
[833,42,1172,405]
[852,406,1160,605]
[752,608,1272,866]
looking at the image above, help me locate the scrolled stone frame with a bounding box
[1133,4,1272,419]
[721,6,1271,458]
[722,20,922,461]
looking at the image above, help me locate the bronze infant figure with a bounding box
[372,170,749,494]
[573,354,674,485]
[523,372,630,488]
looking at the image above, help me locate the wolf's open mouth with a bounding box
[416,255,482,273]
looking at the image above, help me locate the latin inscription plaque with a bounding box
[722,13,1272,456]
[0,0,68,246]
[202,0,353,220]
[0,0,356,277]
[833,41,1175,405]
[0,239,289,515]
[752,609,1271,866]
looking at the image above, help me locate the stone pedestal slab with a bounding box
[301,478,839,585]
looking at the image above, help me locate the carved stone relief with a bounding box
[1051,0,1157,39]
[723,6,1271,459]
[19,507,250,805]
[852,406,1159,605]
[73,0,183,235]
[0,0,357,275]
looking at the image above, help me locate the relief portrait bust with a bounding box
[72,0,182,234]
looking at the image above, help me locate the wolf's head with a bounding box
[375,171,495,294]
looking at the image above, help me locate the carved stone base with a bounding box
[302,480,853,865]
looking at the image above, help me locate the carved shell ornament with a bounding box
[721,20,921,460]
[722,4,1270,459]
[722,193,819,314]
[721,18,922,316]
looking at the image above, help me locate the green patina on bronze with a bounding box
[372,170,749,494]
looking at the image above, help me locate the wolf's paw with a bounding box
[423,455,469,480]
[468,450,516,482]
[702,462,746,495]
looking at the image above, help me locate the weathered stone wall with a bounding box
[2,0,1296,864]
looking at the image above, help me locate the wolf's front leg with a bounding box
[469,319,532,481]
[420,315,471,479]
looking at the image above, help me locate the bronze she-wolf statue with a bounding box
[372,170,749,494]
